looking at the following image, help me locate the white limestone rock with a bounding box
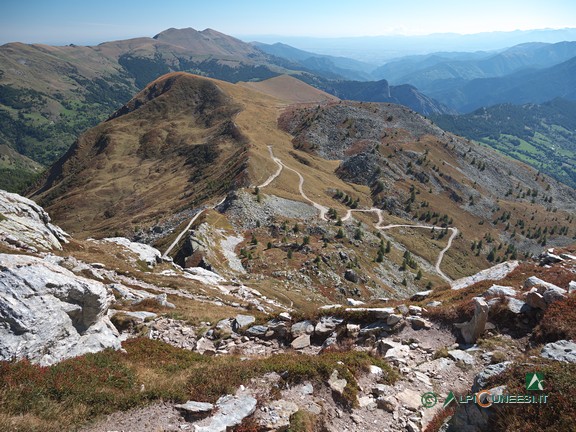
[451,261,519,290]
[291,334,311,350]
[454,297,489,344]
[0,189,68,251]
[0,253,121,365]
[194,394,257,432]
[102,237,162,266]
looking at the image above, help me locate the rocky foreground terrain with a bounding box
[1,72,576,432]
[1,187,575,432]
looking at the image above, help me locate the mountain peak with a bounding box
[152,27,199,40]
[151,27,259,57]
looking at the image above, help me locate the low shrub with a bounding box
[0,339,397,431]
[532,296,576,343]
[486,359,576,431]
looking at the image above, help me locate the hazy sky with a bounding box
[2,0,576,45]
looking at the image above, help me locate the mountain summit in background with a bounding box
[0,27,453,193]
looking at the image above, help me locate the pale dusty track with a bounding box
[163,197,226,258]
[261,148,458,282]
[258,145,284,188]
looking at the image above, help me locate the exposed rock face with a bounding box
[454,297,489,344]
[102,237,162,266]
[0,189,68,251]
[524,276,567,310]
[451,261,519,290]
[0,254,121,365]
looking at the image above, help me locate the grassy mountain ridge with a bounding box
[30,73,250,237]
[22,71,576,312]
[432,98,576,188]
[0,28,450,193]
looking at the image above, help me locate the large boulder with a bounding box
[0,254,121,365]
[454,297,489,344]
[0,189,68,251]
[315,316,344,338]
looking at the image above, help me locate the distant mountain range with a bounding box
[434,55,576,112]
[252,42,376,81]
[374,41,576,88]
[0,27,448,193]
[253,39,576,116]
[374,41,576,112]
[246,28,576,63]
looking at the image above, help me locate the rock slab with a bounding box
[194,394,257,432]
[0,189,68,251]
[0,253,120,365]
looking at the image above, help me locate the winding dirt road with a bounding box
[260,148,458,282]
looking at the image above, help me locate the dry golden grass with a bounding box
[240,75,339,104]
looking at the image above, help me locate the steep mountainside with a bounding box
[0,28,448,193]
[279,101,576,269]
[433,98,576,188]
[30,73,249,237]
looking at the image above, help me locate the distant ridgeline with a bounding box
[0,28,451,193]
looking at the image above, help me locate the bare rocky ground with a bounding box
[79,304,489,432]
[2,189,576,432]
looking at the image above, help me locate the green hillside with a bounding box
[433,98,576,188]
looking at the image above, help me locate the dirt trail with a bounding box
[257,145,284,188]
[163,210,205,258]
[163,198,226,258]
[261,149,459,282]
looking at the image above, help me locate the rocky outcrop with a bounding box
[0,253,121,365]
[451,261,519,290]
[541,340,576,363]
[0,189,68,251]
[193,393,257,432]
[524,276,567,310]
[102,237,162,267]
[454,297,489,344]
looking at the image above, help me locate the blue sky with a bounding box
[2,0,576,45]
